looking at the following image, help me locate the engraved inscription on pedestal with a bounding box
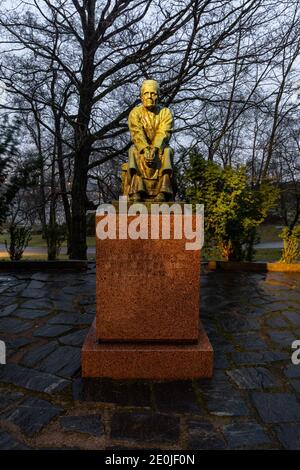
[98,253,187,278]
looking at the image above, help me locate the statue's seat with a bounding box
[121,162,128,195]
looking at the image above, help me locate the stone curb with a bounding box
[207,261,300,272]
[0,260,88,271]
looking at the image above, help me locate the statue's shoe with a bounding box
[154,193,166,202]
[131,193,142,202]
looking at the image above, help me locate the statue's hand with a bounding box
[150,147,159,160]
[144,147,151,158]
[144,147,154,165]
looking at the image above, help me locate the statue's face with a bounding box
[141,85,158,110]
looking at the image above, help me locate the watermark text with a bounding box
[0,340,6,365]
[96,197,204,251]
[291,340,300,365]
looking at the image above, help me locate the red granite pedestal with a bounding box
[81,212,213,379]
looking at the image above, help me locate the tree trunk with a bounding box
[47,150,58,261]
[70,143,90,259]
[55,117,72,254]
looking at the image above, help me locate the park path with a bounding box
[0,244,96,257]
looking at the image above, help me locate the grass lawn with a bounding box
[202,247,284,263]
[0,234,47,247]
[0,234,96,248]
[0,251,281,262]
[257,224,283,243]
[0,224,282,248]
[0,253,95,261]
[0,224,289,263]
[0,254,69,261]
[253,248,282,262]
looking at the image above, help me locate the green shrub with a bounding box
[183,153,278,261]
[279,226,300,263]
[5,224,32,260]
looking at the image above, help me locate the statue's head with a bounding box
[140,79,159,111]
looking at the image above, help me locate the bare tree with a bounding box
[1,0,300,258]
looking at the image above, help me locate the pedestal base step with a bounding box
[81,320,213,379]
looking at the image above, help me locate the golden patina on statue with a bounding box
[122,79,176,202]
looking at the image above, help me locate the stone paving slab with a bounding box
[251,392,300,423]
[227,367,278,389]
[204,390,251,417]
[283,311,300,326]
[110,412,180,444]
[21,341,58,367]
[0,390,24,410]
[0,318,32,334]
[188,420,226,450]
[230,351,288,365]
[231,333,269,351]
[221,422,271,448]
[0,430,29,450]
[14,309,50,320]
[33,324,73,338]
[49,313,94,326]
[59,329,89,347]
[284,365,300,379]
[0,266,300,449]
[37,346,81,377]
[268,330,296,349]
[6,338,32,356]
[60,414,104,437]
[275,423,300,449]
[0,304,18,317]
[291,379,300,393]
[2,397,63,437]
[21,299,54,310]
[0,363,69,394]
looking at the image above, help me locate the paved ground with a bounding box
[254,242,283,249]
[0,265,300,450]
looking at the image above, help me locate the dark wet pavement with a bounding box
[0,265,300,449]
